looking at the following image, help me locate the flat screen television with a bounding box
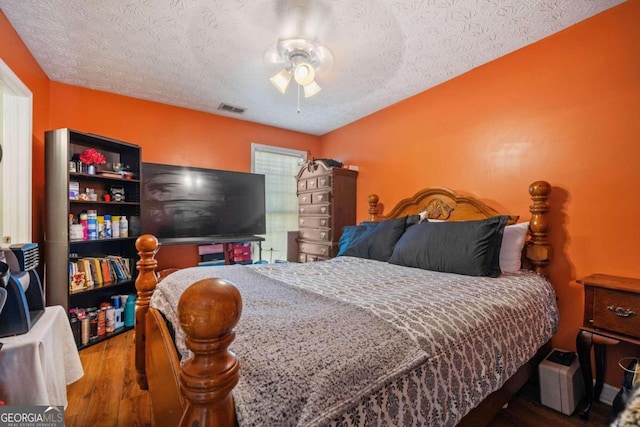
[141,162,265,243]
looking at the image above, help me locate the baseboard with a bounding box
[599,382,618,406]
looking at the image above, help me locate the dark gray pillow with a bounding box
[338,216,413,261]
[388,216,509,277]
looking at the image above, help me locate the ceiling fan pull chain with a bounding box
[297,84,301,114]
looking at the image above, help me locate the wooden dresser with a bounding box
[296,160,358,262]
[576,274,640,418]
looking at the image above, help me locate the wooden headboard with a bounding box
[366,181,551,277]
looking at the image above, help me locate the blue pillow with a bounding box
[337,224,374,256]
[338,216,416,261]
[388,216,509,277]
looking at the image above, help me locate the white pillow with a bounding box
[499,222,529,273]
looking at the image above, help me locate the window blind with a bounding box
[252,144,306,262]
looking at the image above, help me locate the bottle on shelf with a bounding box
[112,215,120,239]
[104,215,112,238]
[87,210,98,240]
[80,213,88,240]
[124,295,136,327]
[119,215,128,238]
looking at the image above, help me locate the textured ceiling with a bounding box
[0,0,624,135]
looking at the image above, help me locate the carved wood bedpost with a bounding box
[135,234,160,390]
[526,181,551,277]
[367,194,380,221]
[178,278,242,427]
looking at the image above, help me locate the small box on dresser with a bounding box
[296,160,358,262]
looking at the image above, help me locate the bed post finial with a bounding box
[368,194,380,221]
[526,181,551,277]
[178,278,242,427]
[135,234,160,390]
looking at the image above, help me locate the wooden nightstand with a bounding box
[576,274,640,418]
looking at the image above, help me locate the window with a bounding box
[251,143,306,262]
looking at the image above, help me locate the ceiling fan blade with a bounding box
[264,44,289,68]
[312,44,334,75]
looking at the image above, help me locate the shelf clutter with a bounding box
[69,255,133,292]
[198,242,254,266]
[68,293,136,349]
[45,128,142,349]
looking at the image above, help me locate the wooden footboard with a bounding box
[135,235,242,427]
[135,180,552,427]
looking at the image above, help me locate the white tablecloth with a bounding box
[0,306,84,406]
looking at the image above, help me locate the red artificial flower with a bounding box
[79,148,106,165]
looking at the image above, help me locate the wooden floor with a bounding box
[65,330,150,427]
[66,330,611,426]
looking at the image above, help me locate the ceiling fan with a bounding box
[265,37,334,100]
[263,1,334,112]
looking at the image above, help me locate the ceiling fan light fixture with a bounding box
[265,37,333,109]
[270,68,292,94]
[293,61,315,86]
[303,80,321,98]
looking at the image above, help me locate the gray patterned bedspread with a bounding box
[151,257,558,427]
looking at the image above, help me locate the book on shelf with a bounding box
[89,258,103,285]
[100,258,112,284]
[69,255,134,292]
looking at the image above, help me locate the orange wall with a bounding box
[320,0,640,380]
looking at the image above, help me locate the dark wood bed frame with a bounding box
[134,180,552,427]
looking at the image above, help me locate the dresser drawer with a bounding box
[317,175,331,188]
[312,191,331,204]
[298,253,329,263]
[306,178,318,190]
[299,228,331,242]
[299,242,333,257]
[299,204,329,215]
[592,288,640,336]
[298,194,312,205]
[298,216,329,228]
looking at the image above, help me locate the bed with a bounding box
[134,180,557,427]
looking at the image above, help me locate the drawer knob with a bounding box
[321,207,326,213]
[607,305,636,318]
[317,195,323,201]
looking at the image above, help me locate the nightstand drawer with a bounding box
[592,288,640,336]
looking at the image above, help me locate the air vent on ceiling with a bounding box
[218,103,246,114]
